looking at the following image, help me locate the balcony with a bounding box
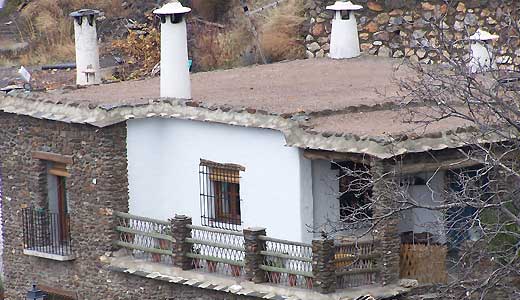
[108,212,412,299]
[22,207,75,261]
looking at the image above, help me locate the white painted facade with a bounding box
[127,118,314,242]
[127,118,451,244]
[397,171,447,244]
[312,160,340,237]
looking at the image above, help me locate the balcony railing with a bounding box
[114,211,381,293]
[22,207,73,258]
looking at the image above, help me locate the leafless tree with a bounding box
[318,4,520,299]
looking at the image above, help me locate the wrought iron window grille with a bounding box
[199,159,244,231]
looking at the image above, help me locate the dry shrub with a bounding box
[111,16,160,79]
[191,0,234,22]
[259,0,305,62]
[16,0,128,65]
[191,21,252,71]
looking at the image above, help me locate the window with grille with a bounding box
[199,159,244,231]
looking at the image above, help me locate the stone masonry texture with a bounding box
[0,112,259,300]
[243,227,267,283]
[304,0,520,69]
[371,160,400,286]
[311,239,336,294]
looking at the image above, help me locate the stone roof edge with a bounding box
[0,95,505,159]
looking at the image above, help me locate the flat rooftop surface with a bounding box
[36,55,405,114]
[0,55,497,157]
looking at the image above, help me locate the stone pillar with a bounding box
[371,160,401,285]
[171,215,193,270]
[243,227,267,283]
[312,239,336,294]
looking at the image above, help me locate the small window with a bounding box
[199,159,244,231]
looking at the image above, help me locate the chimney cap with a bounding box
[153,1,191,15]
[469,29,499,41]
[326,1,363,11]
[70,9,101,18]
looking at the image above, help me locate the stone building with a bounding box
[0,1,513,299]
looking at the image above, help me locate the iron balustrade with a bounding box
[22,207,73,257]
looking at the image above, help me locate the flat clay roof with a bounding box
[1,56,492,158]
[309,108,472,137]
[31,55,404,113]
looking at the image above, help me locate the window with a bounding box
[23,151,73,259]
[199,159,244,231]
[46,161,70,244]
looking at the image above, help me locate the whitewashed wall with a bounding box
[398,171,447,244]
[127,118,313,243]
[311,160,339,238]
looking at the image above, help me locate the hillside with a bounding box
[0,0,305,75]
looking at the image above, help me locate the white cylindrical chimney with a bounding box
[154,1,192,99]
[326,1,363,59]
[70,9,101,86]
[469,29,499,73]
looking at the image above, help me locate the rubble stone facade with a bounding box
[0,112,256,300]
[304,0,520,69]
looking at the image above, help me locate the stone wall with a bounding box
[304,0,520,68]
[0,112,259,300]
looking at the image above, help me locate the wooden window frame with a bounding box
[33,152,72,244]
[199,159,244,230]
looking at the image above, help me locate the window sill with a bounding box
[23,249,76,261]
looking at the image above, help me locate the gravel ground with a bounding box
[0,66,18,87]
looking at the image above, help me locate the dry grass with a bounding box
[191,0,234,22]
[0,56,17,67]
[259,0,306,62]
[191,21,253,71]
[15,0,127,65]
[111,15,160,79]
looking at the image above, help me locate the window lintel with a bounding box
[200,159,245,172]
[32,151,73,165]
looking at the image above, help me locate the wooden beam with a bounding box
[32,151,73,164]
[303,149,376,165]
[393,157,482,175]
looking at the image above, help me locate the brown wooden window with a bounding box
[46,161,70,244]
[199,159,244,231]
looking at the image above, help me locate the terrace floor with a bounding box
[105,253,411,300]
